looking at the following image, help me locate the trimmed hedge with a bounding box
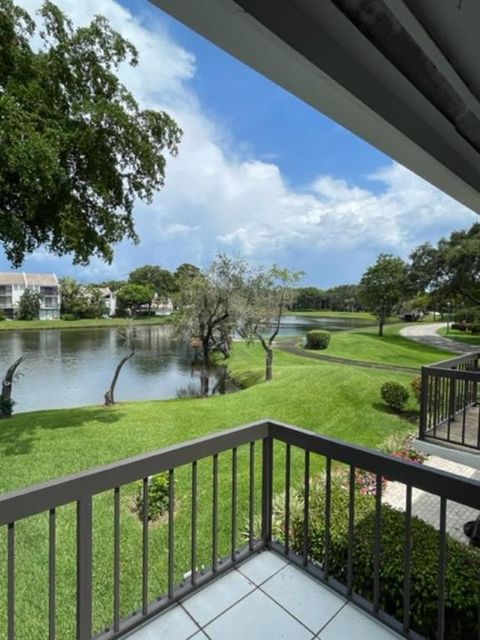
[381,381,409,412]
[288,481,479,640]
[305,330,331,350]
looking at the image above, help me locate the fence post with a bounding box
[76,497,93,640]
[261,435,273,545]
[448,374,456,422]
[419,367,429,439]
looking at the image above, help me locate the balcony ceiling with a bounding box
[151,0,480,215]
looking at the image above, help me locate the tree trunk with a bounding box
[104,351,134,406]
[200,368,210,396]
[378,320,384,337]
[266,348,273,381]
[202,337,211,368]
[1,357,23,417]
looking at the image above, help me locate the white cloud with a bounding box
[10,0,479,286]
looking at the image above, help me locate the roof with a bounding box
[0,272,58,286]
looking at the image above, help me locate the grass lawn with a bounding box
[287,310,380,320]
[437,327,480,346]
[305,323,453,368]
[0,315,173,332]
[0,342,418,638]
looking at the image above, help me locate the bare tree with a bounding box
[1,357,24,417]
[104,327,136,406]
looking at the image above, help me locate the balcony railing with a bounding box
[0,420,479,640]
[419,352,480,450]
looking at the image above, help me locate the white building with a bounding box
[0,272,61,320]
[98,287,117,316]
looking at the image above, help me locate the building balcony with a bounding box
[0,420,478,640]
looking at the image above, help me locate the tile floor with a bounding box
[125,551,403,640]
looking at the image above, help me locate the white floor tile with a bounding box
[125,605,200,640]
[182,570,255,627]
[262,564,345,634]
[204,589,312,640]
[237,551,288,585]
[319,603,402,640]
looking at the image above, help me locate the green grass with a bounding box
[302,323,453,368]
[0,315,173,332]
[0,342,418,638]
[437,327,480,346]
[287,310,380,320]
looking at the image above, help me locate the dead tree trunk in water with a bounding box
[104,351,135,406]
[1,357,24,417]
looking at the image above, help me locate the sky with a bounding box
[4,0,478,287]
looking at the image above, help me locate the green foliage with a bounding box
[359,254,409,334]
[288,481,479,640]
[17,288,41,320]
[410,376,421,404]
[129,265,176,299]
[305,329,331,350]
[0,0,181,266]
[470,322,480,335]
[0,309,5,321]
[174,263,201,286]
[134,473,171,521]
[60,278,104,319]
[60,313,76,321]
[0,396,14,417]
[380,381,409,412]
[116,283,154,315]
[291,287,325,311]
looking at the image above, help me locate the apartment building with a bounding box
[0,272,61,319]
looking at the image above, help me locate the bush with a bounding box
[0,397,14,417]
[470,322,480,335]
[61,313,76,321]
[135,473,171,521]
[451,322,467,332]
[410,376,421,404]
[287,480,479,640]
[380,381,409,412]
[305,330,331,350]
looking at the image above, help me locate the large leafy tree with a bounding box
[129,265,176,301]
[0,0,182,266]
[116,283,154,317]
[359,254,408,336]
[17,288,41,320]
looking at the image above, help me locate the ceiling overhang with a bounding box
[151,0,480,214]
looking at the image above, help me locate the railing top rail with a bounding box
[425,351,480,370]
[268,421,480,510]
[0,420,269,526]
[1,418,480,527]
[423,367,480,381]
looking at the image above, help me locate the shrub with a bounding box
[470,322,480,335]
[288,480,479,640]
[135,473,171,522]
[0,310,5,321]
[305,330,331,350]
[410,376,421,404]
[0,397,14,417]
[451,322,467,332]
[61,313,76,321]
[380,381,409,412]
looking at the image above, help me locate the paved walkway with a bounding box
[277,339,418,374]
[383,455,480,543]
[400,322,478,355]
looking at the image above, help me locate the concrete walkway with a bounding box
[400,322,478,355]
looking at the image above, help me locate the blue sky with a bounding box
[5,0,477,286]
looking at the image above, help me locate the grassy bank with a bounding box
[437,327,480,346]
[0,315,174,332]
[0,342,418,638]
[287,310,380,320]
[292,323,453,368]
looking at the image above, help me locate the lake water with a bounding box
[0,316,373,413]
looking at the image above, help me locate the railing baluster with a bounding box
[249,442,255,550]
[324,457,332,579]
[373,475,382,613]
[76,497,93,640]
[284,443,291,555]
[212,455,218,572]
[231,447,237,562]
[191,461,197,586]
[303,450,310,566]
[261,437,273,545]
[437,497,447,640]
[113,487,120,632]
[7,522,14,640]
[49,508,56,640]
[142,477,149,615]
[462,379,468,445]
[168,469,175,599]
[347,466,355,595]
[403,485,412,634]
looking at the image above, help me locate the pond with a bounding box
[0,315,373,413]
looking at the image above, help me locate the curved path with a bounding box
[399,322,477,355]
[277,339,419,374]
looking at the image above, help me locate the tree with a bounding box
[129,265,176,301]
[0,0,182,266]
[0,357,23,417]
[17,288,41,320]
[176,255,246,369]
[358,254,408,336]
[60,278,105,318]
[174,263,201,288]
[116,283,154,317]
[291,287,325,311]
[240,266,303,381]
